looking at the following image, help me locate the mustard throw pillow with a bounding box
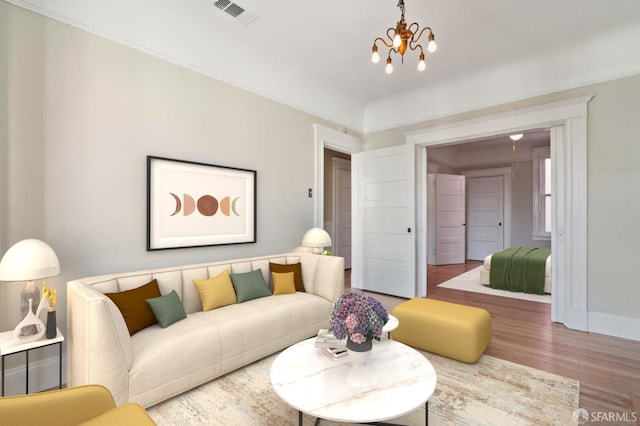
[105,279,161,336]
[193,269,237,311]
[269,262,305,292]
[272,271,296,295]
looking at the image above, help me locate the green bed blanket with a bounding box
[489,246,551,295]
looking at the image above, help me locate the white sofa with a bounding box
[66,252,344,408]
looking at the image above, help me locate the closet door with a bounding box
[434,174,466,265]
[467,176,504,261]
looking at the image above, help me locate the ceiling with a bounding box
[7,0,640,133]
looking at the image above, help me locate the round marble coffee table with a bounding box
[382,314,399,338]
[270,337,436,425]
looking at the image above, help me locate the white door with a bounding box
[353,144,416,298]
[467,176,504,261]
[333,158,352,268]
[434,174,466,265]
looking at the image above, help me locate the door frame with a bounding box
[312,124,363,228]
[408,96,592,331]
[461,167,513,256]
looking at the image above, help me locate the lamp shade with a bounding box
[0,239,61,281]
[301,228,332,248]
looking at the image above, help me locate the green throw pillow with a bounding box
[146,290,187,328]
[230,269,271,303]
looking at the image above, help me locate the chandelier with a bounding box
[371,0,437,74]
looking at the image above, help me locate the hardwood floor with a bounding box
[349,263,640,424]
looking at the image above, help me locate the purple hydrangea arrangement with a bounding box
[330,291,389,344]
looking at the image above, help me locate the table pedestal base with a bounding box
[299,401,429,426]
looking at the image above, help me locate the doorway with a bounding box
[425,130,550,281]
[410,96,590,331]
[324,149,352,268]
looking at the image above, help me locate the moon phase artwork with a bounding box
[147,156,256,250]
[169,193,241,217]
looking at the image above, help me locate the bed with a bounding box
[480,247,552,294]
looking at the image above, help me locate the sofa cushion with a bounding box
[180,267,209,314]
[193,270,237,311]
[272,272,296,295]
[230,269,271,303]
[105,279,161,336]
[146,290,187,328]
[269,262,305,292]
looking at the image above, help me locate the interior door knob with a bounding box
[499,222,502,226]
[407,227,411,233]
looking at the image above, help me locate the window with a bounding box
[532,147,551,240]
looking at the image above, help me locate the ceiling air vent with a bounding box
[213,0,258,26]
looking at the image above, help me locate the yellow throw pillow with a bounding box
[269,262,305,292]
[272,271,296,295]
[193,269,237,311]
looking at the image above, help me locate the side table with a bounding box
[0,328,64,396]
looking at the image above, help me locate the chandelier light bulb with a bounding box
[393,33,401,48]
[371,50,380,64]
[428,39,437,53]
[418,58,426,71]
[385,59,394,74]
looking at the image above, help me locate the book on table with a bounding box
[322,346,348,358]
[315,329,346,349]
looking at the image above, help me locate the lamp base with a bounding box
[19,281,40,336]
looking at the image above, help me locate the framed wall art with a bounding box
[147,156,257,250]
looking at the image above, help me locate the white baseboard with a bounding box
[2,354,66,396]
[588,310,640,342]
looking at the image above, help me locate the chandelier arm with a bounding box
[411,26,432,45]
[386,28,397,43]
[387,47,399,61]
[375,35,395,49]
[408,42,424,54]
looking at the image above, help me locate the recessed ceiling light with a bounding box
[509,133,523,141]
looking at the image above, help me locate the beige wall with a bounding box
[0,3,341,338]
[365,74,640,320]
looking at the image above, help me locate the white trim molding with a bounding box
[312,124,363,228]
[407,96,593,333]
[588,311,640,342]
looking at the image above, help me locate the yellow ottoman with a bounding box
[391,298,492,363]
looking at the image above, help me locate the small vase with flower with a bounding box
[41,283,58,339]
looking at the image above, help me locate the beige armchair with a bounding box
[0,384,156,426]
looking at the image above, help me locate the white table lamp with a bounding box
[0,239,60,341]
[301,228,332,254]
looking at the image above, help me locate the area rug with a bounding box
[147,348,579,425]
[437,266,551,304]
